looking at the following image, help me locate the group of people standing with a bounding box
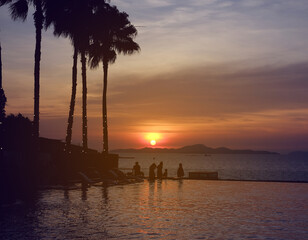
[149,162,167,180]
[132,160,184,181]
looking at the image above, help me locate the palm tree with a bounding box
[45,0,80,153]
[0,43,6,122]
[89,5,140,154]
[45,0,106,153]
[0,43,7,158]
[0,0,44,139]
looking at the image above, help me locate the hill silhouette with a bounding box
[111,144,278,155]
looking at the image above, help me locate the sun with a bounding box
[144,133,161,146]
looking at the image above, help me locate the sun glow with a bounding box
[145,133,161,146]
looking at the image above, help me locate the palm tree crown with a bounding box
[89,5,140,68]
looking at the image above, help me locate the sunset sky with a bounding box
[1,0,308,153]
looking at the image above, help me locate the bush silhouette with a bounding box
[2,113,34,152]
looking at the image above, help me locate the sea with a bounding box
[118,153,308,182]
[0,153,308,239]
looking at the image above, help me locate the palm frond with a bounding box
[115,40,140,55]
[0,0,13,7]
[88,3,140,66]
[9,0,29,21]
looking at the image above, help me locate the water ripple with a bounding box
[1,180,308,239]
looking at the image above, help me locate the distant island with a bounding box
[111,144,278,155]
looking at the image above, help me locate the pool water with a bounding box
[1,180,307,239]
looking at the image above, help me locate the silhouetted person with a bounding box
[157,161,163,179]
[149,163,156,181]
[81,185,87,201]
[177,163,184,178]
[133,162,141,176]
[163,169,168,178]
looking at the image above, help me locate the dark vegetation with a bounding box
[0,114,37,203]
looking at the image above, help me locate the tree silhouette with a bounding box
[0,44,6,122]
[2,114,33,152]
[45,0,107,153]
[0,43,7,158]
[89,5,140,154]
[0,0,44,140]
[45,0,80,153]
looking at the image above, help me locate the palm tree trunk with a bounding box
[0,43,6,121]
[0,43,2,89]
[81,50,88,152]
[65,45,78,152]
[0,43,5,161]
[33,0,44,140]
[102,60,109,154]
[33,1,43,140]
